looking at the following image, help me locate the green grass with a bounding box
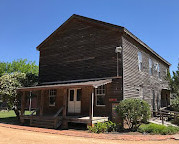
[0,110,17,124]
[0,110,32,124]
[0,110,16,118]
[0,110,32,118]
[138,123,179,135]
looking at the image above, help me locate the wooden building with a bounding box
[17,14,171,129]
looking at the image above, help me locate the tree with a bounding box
[0,72,26,108]
[172,63,179,97]
[115,98,151,131]
[0,59,39,119]
[0,59,38,77]
[167,62,179,98]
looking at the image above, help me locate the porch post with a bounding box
[40,90,44,116]
[20,91,25,123]
[21,91,25,116]
[89,87,94,127]
[62,88,68,129]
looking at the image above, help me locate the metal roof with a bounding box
[17,79,112,91]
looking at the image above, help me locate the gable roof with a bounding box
[36,14,171,66]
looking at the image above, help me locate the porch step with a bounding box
[30,117,62,129]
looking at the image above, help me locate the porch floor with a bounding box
[20,115,109,128]
[65,116,108,124]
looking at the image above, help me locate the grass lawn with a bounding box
[0,110,16,118]
[0,110,32,124]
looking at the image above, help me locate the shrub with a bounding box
[138,123,179,135]
[171,117,179,126]
[88,121,117,133]
[170,97,179,112]
[105,121,117,132]
[115,98,151,131]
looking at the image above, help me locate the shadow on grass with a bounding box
[67,122,87,131]
[0,117,20,125]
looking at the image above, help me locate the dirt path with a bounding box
[0,126,178,144]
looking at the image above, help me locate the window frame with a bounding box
[166,69,168,77]
[157,63,161,79]
[138,51,143,71]
[95,85,106,106]
[149,58,153,75]
[49,89,57,106]
[139,86,144,100]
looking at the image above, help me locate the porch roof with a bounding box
[17,79,112,91]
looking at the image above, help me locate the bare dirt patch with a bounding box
[0,125,178,144]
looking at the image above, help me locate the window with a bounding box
[76,89,82,101]
[96,85,105,106]
[149,58,153,75]
[139,87,143,100]
[157,63,161,78]
[69,90,74,101]
[152,90,155,110]
[138,51,142,71]
[49,89,57,106]
[166,69,168,77]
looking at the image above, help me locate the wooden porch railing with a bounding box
[53,107,64,129]
[30,107,40,116]
[151,109,179,125]
[53,106,64,118]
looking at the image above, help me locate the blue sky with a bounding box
[0,0,178,72]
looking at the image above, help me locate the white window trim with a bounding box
[95,85,106,106]
[157,63,161,79]
[138,51,142,71]
[166,69,168,77]
[149,58,153,75]
[68,88,82,101]
[49,89,56,106]
[139,87,144,100]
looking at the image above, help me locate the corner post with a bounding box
[88,87,94,127]
[62,89,68,129]
[40,90,44,116]
[20,91,25,124]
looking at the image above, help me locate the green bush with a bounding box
[171,117,179,126]
[88,121,118,133]
[138,123,179,135]
[170,97,179,112]
[115,98,151,131]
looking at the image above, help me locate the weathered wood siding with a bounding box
[122,34,169,109]
[39,19,122,84]
[94,78,122,118]
[38,79,122,118]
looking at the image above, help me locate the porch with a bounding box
[17,79,112,129]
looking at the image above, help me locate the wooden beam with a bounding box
[40,90,44,116]
[62,89,68,129]
[62,89,67,118]
[21,91,25,116]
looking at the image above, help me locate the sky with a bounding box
[0,0,178,73]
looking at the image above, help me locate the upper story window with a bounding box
[49,89,57,106]
[138,51,142,71]
[139,86,144,100]
[166,69,168,77]
[157,63,161,78]
[96,85,105,106]
[149,58,153,75]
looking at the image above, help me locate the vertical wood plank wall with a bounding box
[39,19,122,84]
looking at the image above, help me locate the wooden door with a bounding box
[68,89,81,114]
